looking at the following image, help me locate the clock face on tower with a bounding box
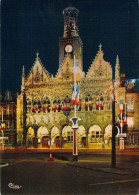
[65,44,73,53]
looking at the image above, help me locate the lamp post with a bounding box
[111,81,116,168]
[48,138,54,161]
[70,117,81,161]
[70,55,81,161]
[0,107,5,150]
[117,100,127,150]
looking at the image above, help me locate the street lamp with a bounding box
[70,117,81,161]
[0,107,5,150]
[117,100,127,149]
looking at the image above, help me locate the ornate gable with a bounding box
[56,54,85,82]
[86,44,112,80]
[26,53,52,86]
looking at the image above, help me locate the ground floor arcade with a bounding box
[24,124,113,149]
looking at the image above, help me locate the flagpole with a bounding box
[74,55,76,118]
[1,107,5,150]
[71,55,78,161]
[73,55,78,161]
[121,112,123,134]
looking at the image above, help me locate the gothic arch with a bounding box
[50,123,61,131]
[77,125,86,143]
[87,123,103,134]
[104,124,112,139]
[26,123,33,129]
[62,125,73,143]
[37,122,49,130]
[37,126,49,138]
[26,124,39,135]
[26,126,35,146]
[89,125,102,133]
[88,125,103,144]
[27,126,35,137]
[61,122,71,130]
[51,126,59,139]
[78,125,86,136]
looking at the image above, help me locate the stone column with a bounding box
[59,131,62,148]
[23,131,27,146]
[34,125,38,148]
[86,130,88,148]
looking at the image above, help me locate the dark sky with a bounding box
[1,0,139,92]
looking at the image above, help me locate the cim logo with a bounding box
[8,183,22,189]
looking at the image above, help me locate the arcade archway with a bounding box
[62,125,73,148]
[88,125,102,148]
[78,126,86,147]
[26,127,35,147]
[37,126,49,147]
[104,125,112,145]
[51,126,59,148]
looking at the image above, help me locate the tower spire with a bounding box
[99,43,102,51]
[116,55,119,67]
[115,55,120,83]
[21,66,25,92]
[36,51,39,59]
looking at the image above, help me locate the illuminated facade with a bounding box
[16,6,139,148]
[126,79,139,145]
[0,90,18,146]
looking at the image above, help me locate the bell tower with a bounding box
[59,6,83,70]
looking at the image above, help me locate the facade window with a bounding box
[127,117,134,128]
[67,131,73,141]
[32,98,41,113]
[126,97,133,112]
[91,131,102,142]
[52,97,61,112]
[96,94,104,110]
[85,95,93,111]
[61,96,71,111]
[42,97,50,113]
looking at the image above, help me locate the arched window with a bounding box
[61,96,71,112]
[32,98,41,113]
[52,96,61,112]
[62,125,73,142]
[96,94,104,110]
[85,95,93,111]
[42,97,50,113]
[89,125,102,143]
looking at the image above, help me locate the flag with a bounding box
[71,87,75,106]
[75,83,80,104]
[71,83,80,106]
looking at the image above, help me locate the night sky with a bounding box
[1,0,139,92]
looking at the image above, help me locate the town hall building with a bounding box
[16,6,139,148]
